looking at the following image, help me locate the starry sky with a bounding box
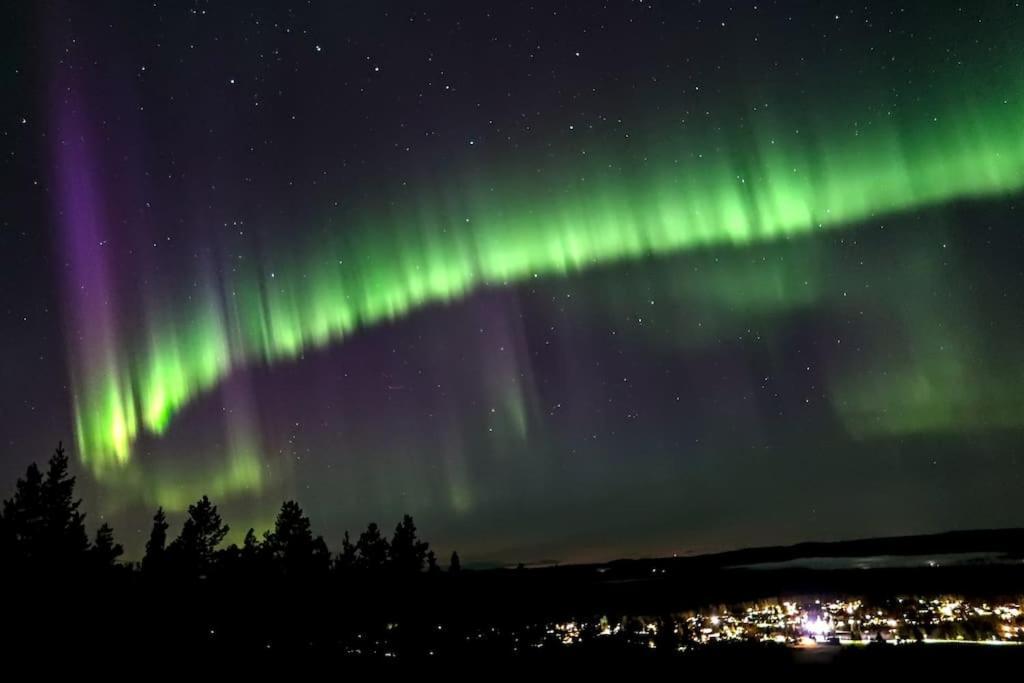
[2,1,1024,565]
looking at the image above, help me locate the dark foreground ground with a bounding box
[7,559,1023,660]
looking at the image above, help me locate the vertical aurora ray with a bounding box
[57,59,1024,505]
[53,86,138,469]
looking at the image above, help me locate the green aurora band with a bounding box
[71,82,1024,505]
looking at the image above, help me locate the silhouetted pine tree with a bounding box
[355,522,389,571]
[426,549,440,574]
[449,550,461,573]
[241,528,261,562]
[91,523,123,568]
[142,507,168,573]
[167,495,229,576]
[1,461,45,564]
[264,500,328,575]
[389,514,429,574]
[1,443,91,568]
[335,530,357,573]
[40,442,90,562]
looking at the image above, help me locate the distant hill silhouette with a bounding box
[596,528,1024,577]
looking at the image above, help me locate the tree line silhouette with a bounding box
[1,442,461,581]
[3,444,1022,658]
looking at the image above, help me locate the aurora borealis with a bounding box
[68,85,1024,471]
[3,1,1024,563]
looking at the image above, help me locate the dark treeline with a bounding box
[1,443,461,580]
[4,444,1024,659]
[1,444,486,656]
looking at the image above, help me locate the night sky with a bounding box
[2,1,1024,566]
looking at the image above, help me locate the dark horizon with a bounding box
[3,443,1023,659]
[8,440,1024,572]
